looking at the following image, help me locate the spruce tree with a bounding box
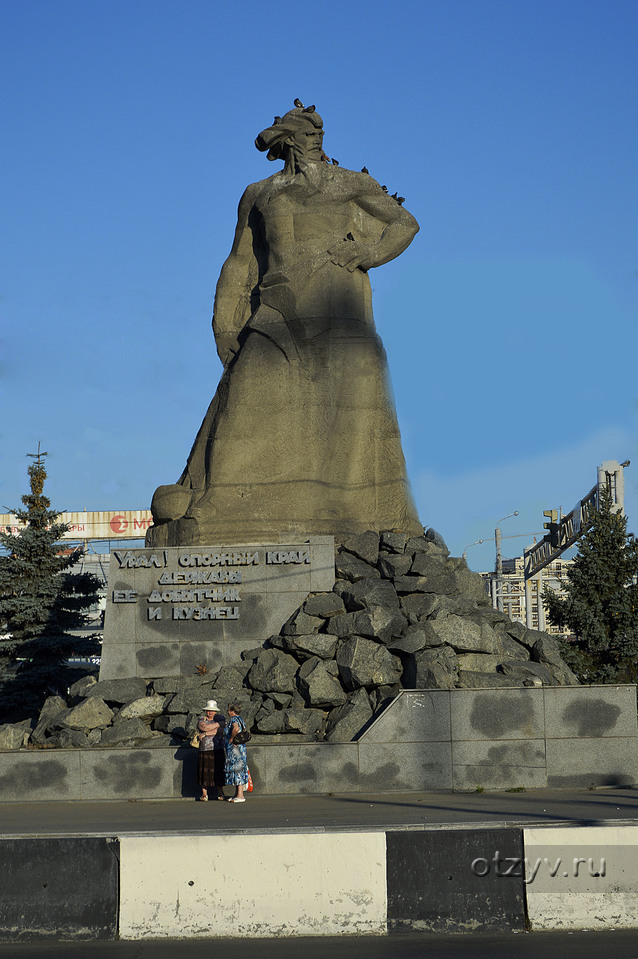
[0,450,102,722]
[543,489,638,683]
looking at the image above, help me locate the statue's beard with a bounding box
[284,144,323,178]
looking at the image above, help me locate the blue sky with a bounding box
[2,0,636,571]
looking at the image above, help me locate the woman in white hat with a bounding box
[196,699,226,801]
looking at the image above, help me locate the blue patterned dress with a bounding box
[223,715,249,785]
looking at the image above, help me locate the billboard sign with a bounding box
[0,510,154,541]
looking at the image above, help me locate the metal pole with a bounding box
[494,511,518,616]
[525,576,533,629]
[490,577,498,610]
[495,525,503,613]
[463,539,484,563]
[537,568,546,631]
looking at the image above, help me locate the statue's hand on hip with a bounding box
[328,236,373,273]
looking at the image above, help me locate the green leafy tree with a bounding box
[543,489,638,683]
[0,452,102,721]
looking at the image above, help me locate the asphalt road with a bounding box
[1,786,638,837]
[2,931,638,958]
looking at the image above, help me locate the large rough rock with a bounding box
[335,552,382,583]
[298,657,348,708]
[68,675,97,699]
[46,729,90,749]
[164,686,215,715]
[350,606,407,644]
[302,594,345,618]
[0,721,32,750]
[247,649,299,694]
[325,689,373,743]
[336,636,403,690]
[340,578,399,611]
[413,646,459,689]
[387,623,443,654]
[99,718,155,746]
[31,696,68,744]
[531,637,580,685]
[85,678,148,705]
[153,713,189,736]
[458,671,522,689]
[342,530,381,566]
[378,552,413,578]
[499,661,554,685]
[57,697,114,732]
[281,633,338,661]
[281,610,325,637]
[424,615,500,654]
[117,695,166,722]
[151,675,217,695]
[282,707,325,737]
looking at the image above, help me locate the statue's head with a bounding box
[255,102,324,162]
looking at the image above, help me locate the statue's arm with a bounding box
[329,181,419,273]
[212,185,260,367]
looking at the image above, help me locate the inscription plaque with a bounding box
[99,537,335,681]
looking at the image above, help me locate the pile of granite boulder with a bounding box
[0,528,578,750]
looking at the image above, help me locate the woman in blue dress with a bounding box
[224,702,249,803]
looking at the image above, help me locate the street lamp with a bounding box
[462,539,484,563]
[495,511,519,613]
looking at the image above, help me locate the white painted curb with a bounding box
[119,832,388,939]
[524,825,638,930]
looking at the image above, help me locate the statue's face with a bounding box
[287,125,324,160]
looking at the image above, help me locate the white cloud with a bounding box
[413,425,636,571]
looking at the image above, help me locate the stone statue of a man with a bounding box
[147,102,422,547]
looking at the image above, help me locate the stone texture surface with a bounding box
[414,647,459,689]
[59,698,114,732]
[247,649,299,694]
[450,689,545,742]
[543,685,637,739]
[325,689,373,743]
[302,594,345,619]
[281,633,338,661]
[68,675,97,699]
[0,721,31,750]
[337,637,402,691]
[86,678,148,705]
[452,741,548,791]
[46,729,91,749]
[342,531,381,566]
[545,737,638,788]
[99,719,155,747]
[117,695,166,722]
[359,740,453,790]
[297,658,348,709]
[362,690,451,744]
[457,671,522,689]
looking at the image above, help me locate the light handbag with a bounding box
[190,731,200,748]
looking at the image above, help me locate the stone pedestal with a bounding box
[99,537,335,681]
